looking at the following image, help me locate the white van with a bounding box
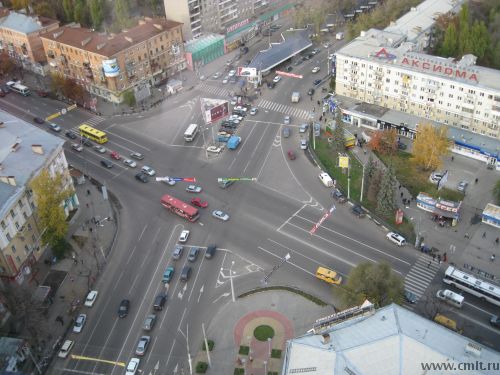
[436,289,464,308]
[184,123,199,142]
[318,172,334,187]
[336,32,344,40]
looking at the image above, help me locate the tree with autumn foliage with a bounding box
[412,124,451,171]
[29,170,73,250]
[50,73,87,105]
[368,129,398,155]
[0,51,16,77]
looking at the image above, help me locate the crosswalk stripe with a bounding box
[403,254,443,304]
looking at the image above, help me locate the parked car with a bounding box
[130,152,144,160]
[273,76,281,83]
[65,130,77,139]
[179,230,190,243]
[84,290,98,307]
[287,150,296,160]
[191,197,208,208]
[228,69,236,77]
[48,122,61,132]
[308,88,315,96]
[299,124,308,133]
[135,172,148,183]
[205,245,217,259]
[212,210,230,221]
[300,139,308,150]
[284,115,291,125]
[135,336,150,356]
[71,143,83,152]
[351,205,366,218]
[123,159,137,168]
[397,141,407,150]
[141,166,156,176]
[110,151,121,160]
[57,340,74,358]
[212,72,222,79]
[72,314,87,333]
[404,290,418,304]
[490,315,500,328]
[94,145,107,154]
[162,266,174,283]
[457,180,468,192]
[429,171,444,184]
[118,299,130,318]
[34,117,45,124]
[172,244,183,260]
[312,66,321,73]
[249,107,258,115]
[188,247,200,262]
[222,76,229,84]
[126,358,140,375]
[186,185,202,193]
[286,66,293,72]
[207,146,223,154]
[386,232,406,246]
[283,127,290,138]
[331,188,346,203]
[37,90,49,97]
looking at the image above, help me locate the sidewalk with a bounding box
[28,173,118,369]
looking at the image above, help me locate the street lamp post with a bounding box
[264,360,267,374]
[360,162,366,202]
[267,337,272,356]
[263,253,291,284]
[229,261,235,302]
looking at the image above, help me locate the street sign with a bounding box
[155,177,196,182]
[218,177,257,182]
[275,70,303,79]
[310,205,336,234]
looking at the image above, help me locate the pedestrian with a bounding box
[73,259,77,265]
[70,276,75,282]
[432,253,436,261]
[427,261,431,268]
[400,192,404,198]
[443,252,447,262]
[363,149,367,155]
[87,189,90,196]
[313,107,315,112]
[437,254,441,263]
[475,178,478,184]
[81,259,84,264]
[496,237,499,245]
[483,232,486,238]
[398,184,401,190]
[464,233,470,239]
[491,254,496,262]
[317,100,320,105]
[451,156,454,161]
[86,203,89,208]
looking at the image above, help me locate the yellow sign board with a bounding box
[70,354,126,367]
[338,155,349,168]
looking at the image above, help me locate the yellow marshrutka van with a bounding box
[316,267,342,285]
[434,314,461,332]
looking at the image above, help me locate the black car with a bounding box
[205,245,217,259]
[153,294,167,311]
[118,299,130,318]
[135,172,149,183]
[34,117,45,124]
[286,66,293,72]
[267,81,275,89]
[351,205,366,218]
[81,138,92,147]
[331,188,346,203]
[404,290,418,304]
[313,79,322,86]
[188,247,200,262]
[100,160,113,169]
[65,131,77,139]
[308,88,315,96]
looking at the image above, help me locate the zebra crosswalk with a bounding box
[81,115,105,128]
[257,99,312,120]
[404,254,441,306]
[197,82,232,98]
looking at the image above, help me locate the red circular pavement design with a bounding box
[234,310,294,351]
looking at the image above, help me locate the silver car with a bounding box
[135,336,150,356]
[94,145,107,154]
[212,210,229,221]
[284,115,291,125]
[457,180,468,192]
[123,159,137,168]
[186,185,202,193]
[73,314,87,333]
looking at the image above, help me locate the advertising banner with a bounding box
[102,59,120,77]
[237,67,257,77]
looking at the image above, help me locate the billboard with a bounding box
[275,70,303,79]
[237,67,257,77]
[102,59,120,77]
[201,98,229,124]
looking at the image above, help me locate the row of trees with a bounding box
[50,73,88,105]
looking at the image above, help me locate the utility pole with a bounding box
[263,253,291,284]
[202,323,212,368]
[186,324,193,375]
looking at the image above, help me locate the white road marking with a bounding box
[257,245,315,277]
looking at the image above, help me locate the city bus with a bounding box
[160,194,199,222]
[78,124,108,144]
[184,123,199,142]
[6,81,31,96]
[443,266,500,307]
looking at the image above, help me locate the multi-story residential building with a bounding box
[40,18,186,104]
[0,110,77,283]
[0,12,59,75]
[335,28,500,141]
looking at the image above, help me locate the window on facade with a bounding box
[28,223,32,231]
[24,245,30,255]
[32,234,36,242]
[10,210,15,218]
[15,222,20,230]
[18,200,23,208]
[0,221,5,230]
[11,245,16,253]
[30,202,35,210]
[16,256,21,263]
[22,212,28,220]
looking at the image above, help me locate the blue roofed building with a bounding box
[0,110,78,282]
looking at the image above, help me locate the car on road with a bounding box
[229,114,243,122]
[284,115,291,125]
[300,139,308,150]
[180,265,191,281]
[65,130,77,139]
[404,290,418,304]
[351,205,366,218]
[48,122,61,132]
[188,247,200,262]
[328,53,335,60]
[230,96,238,105]
[207,145,223,154]
[249,107,258,115]
[71,143,83,152]
[161,176,176,186]
[84,290,98,307]
[100,159,113,169]
[273,75,281,83]
[331,188,346,203]
[205,245,217,259]
[179,230,190,243]
[186,185,202,193]
[130,152,144,160]
[308,88,315,96]
[153,294,167,311]
[81,137,92,147]
[283,127,290,138]
[228,69,236,77]
[191,197,208,208]
[222,76,229,84]
[287,150,296,160]
[135,336,150,356]
[490,315,500,328]
[118,299,130,318]
[313,79,322,86]
[311,48,320,55]
[386,232,406,246]
[143,314,156,331]
[312,66,321,73]
[125,358,141,375]
[172,244,183,260]
[141,166,156,176]
[162,266,174,283]
[94,145,107,153]
[234,105,247,113]
[57,340,74,358]
[110,151,121,160]
[299,123,308,133]
[212,210,229,221]
[72,314,87,333]
[123,159,137,168]
[34,117,45,124]
[212,72,222,79]
[135,172,148,183]
[457,180,468,192]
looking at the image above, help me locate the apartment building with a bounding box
[0,12,60,75]
[0,111,77,282]
[40,18,186,104]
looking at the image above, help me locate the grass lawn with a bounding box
[254,325,275,341]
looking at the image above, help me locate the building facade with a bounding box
[40,18,186,104]
[0,110,77,283]
[335,29,500,141]
[0,12,59,76]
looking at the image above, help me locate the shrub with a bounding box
[234,368,244,375]
[254,325,275,341]
[202,339,214,351]
[238,345,249,355]
[195,362,208,373]
[271,349,282,358]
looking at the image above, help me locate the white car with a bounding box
[125,358,141,375]
[71,143,83,152]
[234,106,247,113]
[230,97,238,105]
[186,185,202,193]
[212,72,221,79]
[162,176,176,186]
[179,230,190,243]
[328,53,335,60]
[429,172,444,184]
[222,76,229,84]
[212,210,230,221]
[300,139,308,150]
[48,122,61,132]
[386,232,406,246]
[207,145,223,154]
[229,114,243,121]
[284,115,291,125]
[273,76,281,83]
[228,69,236,77]
[93,145,107,154]
[299,124,308,133]
[312,66,321,73]
[57,340,74,358]
[84,290,98,307]
[73,314,87,333]
[249,108,258,115]
[141,166,156,176]
[123,159,137,168]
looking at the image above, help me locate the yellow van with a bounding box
[434,314,461,332]
[316,267,342,285]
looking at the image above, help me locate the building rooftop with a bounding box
[185,34,225,54]
[40,18,182,57]
[0,110,64,218]
[384,0,466,43]
[0,12,58,34]
[248,28,312,72]
[283,303,500,375]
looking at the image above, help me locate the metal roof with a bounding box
[0,12,57,34]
